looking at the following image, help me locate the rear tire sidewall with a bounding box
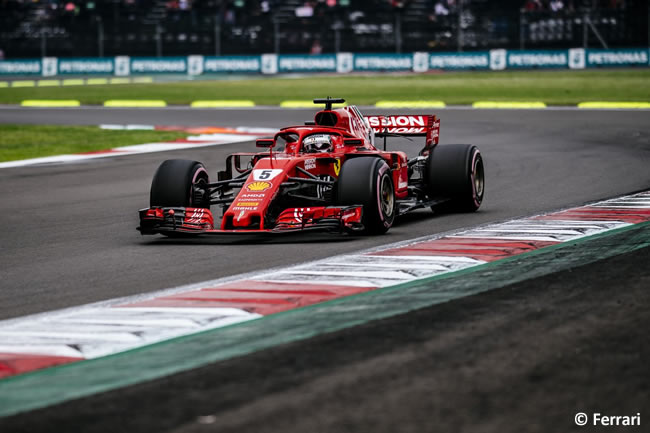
[337,157,395,234]
[426,144,484,212]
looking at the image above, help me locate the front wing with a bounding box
[138,206,364,236]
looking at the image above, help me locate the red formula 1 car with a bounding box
[138,97,484,236]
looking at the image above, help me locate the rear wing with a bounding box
[366,115,440,147]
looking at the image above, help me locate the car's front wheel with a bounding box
[150,159,210,209]
[337,157,395,234]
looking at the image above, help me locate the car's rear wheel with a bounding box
[337,157,395,234]
[150,159,210,209]
[426,144,484,212]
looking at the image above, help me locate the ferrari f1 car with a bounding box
[138,97,484,236]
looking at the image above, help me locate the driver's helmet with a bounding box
[303,134,332,153]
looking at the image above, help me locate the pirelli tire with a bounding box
[150,159,210,209]
[337,157,396,234]
[426,144,484,212]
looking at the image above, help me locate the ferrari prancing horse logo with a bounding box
[333,158,341,176]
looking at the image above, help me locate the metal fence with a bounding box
[0,1,647,59]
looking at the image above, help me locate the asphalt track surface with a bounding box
[1,106,649,431]
[1,107,649,320]
[3,236,649,433]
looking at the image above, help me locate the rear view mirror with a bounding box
[256,139,275,148]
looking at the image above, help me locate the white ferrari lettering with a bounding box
[593,413,641,426]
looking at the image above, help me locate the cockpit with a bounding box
[302,134,333,153]
[275,132,299,153]
[275,131,341,154]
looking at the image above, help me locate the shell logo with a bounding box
[246,181,271,192]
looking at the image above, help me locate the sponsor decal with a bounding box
[569,48,586,69]
[333,159,341,176]
[246,181,272,192]
[239,193,265,199]
[507,51,567,68]
[413,52,429,72]
[252,169,283,181]
[114,56,130,76]
[186,209,205,224]
[0,60,41,75]
[366,115,432,134]
[235,202,259,207]
[381,127,427,134]
[353,54,413,71]
[489,49,507,70]
[304,158,316,170]
[587,49,649,67]
[278,55,337,72]
[336,52,354,73]
[204,56,261,73]
[261,53,278,74]
[131,57,187,73]
[187,55,204,75]
[430,53,489,69]
[42,58,58,76]
[367,115,427,128]
[58,58,113,74]
[293,207,311,223]
[232,206,258,211]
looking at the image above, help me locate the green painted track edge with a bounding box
[1,221,649,417]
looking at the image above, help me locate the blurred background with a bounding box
[0,0,647,59]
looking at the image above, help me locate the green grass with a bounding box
[2,69,650,105]
[0,125,188,162]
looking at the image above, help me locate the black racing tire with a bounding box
[426,144,484,212]
[150,159,210,209]
[337,157,395,234]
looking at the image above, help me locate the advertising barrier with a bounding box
[0,59,41,75]
[202,55,261,73]
[586,48,649,67]
[429,52,490,70]
[0,48,648,77]
[506,50,568,69]
[353,53,413,71]
[57,58,114,75]
[277,54,337,73]
[130,57,187,74]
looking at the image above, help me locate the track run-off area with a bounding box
[0,106,649,431]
